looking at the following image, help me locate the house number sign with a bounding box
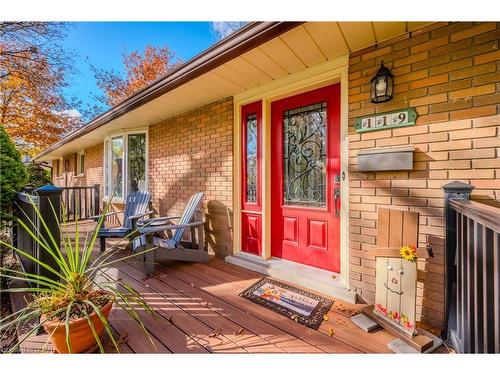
[355,108,417,133]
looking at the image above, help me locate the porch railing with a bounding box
[14,186,62,285]
[60,185,100,222]
[443,181,500,353]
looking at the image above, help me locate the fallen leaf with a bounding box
[323,314,329,321]
[208,329,222,338]
[117,332,129,345]
[234,328,244,336]
[328,327,335,337]
[335,319,348,328]
[331,275,337,279]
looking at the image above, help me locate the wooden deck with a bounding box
[10,224,448,354]
[105,254,399,354]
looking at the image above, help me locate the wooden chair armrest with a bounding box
[138,221,204,234]
[90,211,123,221]
[129,210,155,220]
[137,216,181,226]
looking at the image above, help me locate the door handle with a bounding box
[334,188,341,217]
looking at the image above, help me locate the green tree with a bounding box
[25,161,51,189]
[0,125,27,227]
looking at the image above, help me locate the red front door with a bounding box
[271,84,341,272]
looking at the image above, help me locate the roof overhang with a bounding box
[35,21,431,162]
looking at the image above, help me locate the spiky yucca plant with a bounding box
[0,198,156,353]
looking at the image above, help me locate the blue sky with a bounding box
[61,22,221,114]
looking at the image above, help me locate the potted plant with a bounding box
[0,200,155,353]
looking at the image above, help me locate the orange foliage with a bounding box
[94,45,182,107]
[0,22,80,155]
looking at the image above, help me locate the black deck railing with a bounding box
[443,181,500,353]
[60,185,100,221]
[14,186,62,285]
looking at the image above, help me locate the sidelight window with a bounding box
[245,113,258,203]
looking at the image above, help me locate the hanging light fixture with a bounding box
[370,61,394,103]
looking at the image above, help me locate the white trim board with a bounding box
[225,252,357,304]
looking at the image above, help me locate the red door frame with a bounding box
[270,83,341,272]
[241,101,262,255]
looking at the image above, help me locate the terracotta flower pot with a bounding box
[42,299,113,354]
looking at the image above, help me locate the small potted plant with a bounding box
[0,200,155,353]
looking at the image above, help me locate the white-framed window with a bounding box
[103,130,148,202]
[76,151,85,176]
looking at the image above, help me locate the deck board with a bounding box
[124,257,316,353]
[160,260,363,353]
[205,258,395,353]
[116,261,249,353]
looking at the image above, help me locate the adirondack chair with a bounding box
[133,192,208,274]
[93,190,153,252]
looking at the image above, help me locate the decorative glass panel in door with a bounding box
[127,133,146,192]
[283,102,327,208]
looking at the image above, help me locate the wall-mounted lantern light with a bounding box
[370,61,394,104]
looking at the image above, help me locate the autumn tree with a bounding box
[0,22,81,156]
[93,45,182,107]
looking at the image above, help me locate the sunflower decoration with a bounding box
[400,244,417,262]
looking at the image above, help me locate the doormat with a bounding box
[239,278,333,330]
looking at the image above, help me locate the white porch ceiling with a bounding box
[38,21,430,161]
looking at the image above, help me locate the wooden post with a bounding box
[93,184,100,216]
[442,181,474,348]
[34,184,63,284]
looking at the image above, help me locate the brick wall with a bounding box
[52,144,104,210]
[83,143,104,201]
[148,98,234,258]
[52,144,103,188]
[348,22,500,328]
